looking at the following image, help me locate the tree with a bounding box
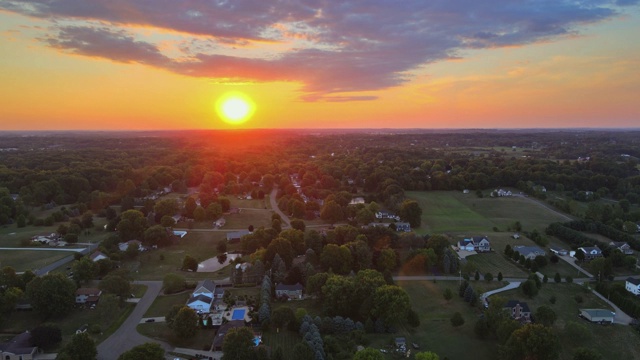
[320,200,343,224]
[144,225,170,247]
[498,272,503,281]
[154,198,179,219]
[163,273,186,294]
[31,324,62,349]
[353,348,385,360]
[272,307,296,330]
[182,255,198,272]
[26,273,76,319]
[290,218,306,231]
[99,273,131,299]
[501,324,560,360]
[520,279,539,298]
[292,341,315,360]
[118,343,165,360]
[372,285,411,326]
[484,272,493,282]
[172,307,198,338]
[320,244,352,275]
[72,257,97,285]
[415,352,440,360]
[572,348,602,360]
[376,248,397,273]
[399,199,422,227]
[193,206,206,221]
[554,272,561,283]
[451,312,465,328]
[443,288,453,303]
[184,197,197,218]
[96,294,120,328]
[535,305,557,327]
[57,332,97,360]
[117,209,147,241]
[222,326,255,360]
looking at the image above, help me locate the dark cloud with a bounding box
[1,0,635,101]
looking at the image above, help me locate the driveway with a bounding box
[480,281,522,306]
[97,281,171,359]
[590,289,634,325]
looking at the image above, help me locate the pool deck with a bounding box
[223,306,252,322]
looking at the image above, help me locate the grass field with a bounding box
[144,292,191,318]
[407,191,570,234]
[466,253,529,278]
[262,330,301,360]
[137,322,216,350]
[498,283,640,360]
[0,250,72,272]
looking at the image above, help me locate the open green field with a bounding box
[229,197,271,210]
[137,322,216,350]
[262,330,301,360]
[0,249,72,272]
[223,208,273,229]
[465,253,529,278]
[407,191,570,234]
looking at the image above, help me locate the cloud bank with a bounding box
[2,0,636,100]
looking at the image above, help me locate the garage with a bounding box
[579,309,615,324]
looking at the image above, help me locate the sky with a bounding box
[0,0,639,130]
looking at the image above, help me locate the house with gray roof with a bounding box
[625,277,640,296]
[513,245,546,260]
[504,300,531,323]
[578,246,603,260]
[609,241,633,255]
[0,331,38,360]
[226,230,251,242]
[275,283,303,299]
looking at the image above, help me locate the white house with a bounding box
[275,283,304,299]
[187,279,224,313]
[118,240,145,252]
[395,222,411,232]
[513,246,546,260]
[458,236,491,252]
[609,241,634,255]
[375,211,400,221]
[578,246,602,260]
[625,277,640,296]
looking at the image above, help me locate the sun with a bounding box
[216,92,255,125]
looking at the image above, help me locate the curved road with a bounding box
[97,281,171,360]
[269,187,291,228]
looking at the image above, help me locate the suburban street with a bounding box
[269,187,291,228]
[97,281,171,360]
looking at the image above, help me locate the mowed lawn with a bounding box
[407,191,570,234]
[0,249,72,272]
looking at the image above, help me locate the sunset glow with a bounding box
[216,93,255,125]
[0,1,638,130]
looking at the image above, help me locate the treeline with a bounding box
[595,282,640,318]
[546,220,640,251]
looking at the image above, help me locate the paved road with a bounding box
[589,287,634,325]
[0,247,86,252]
[97,281,171,360]
[269,187,291,228]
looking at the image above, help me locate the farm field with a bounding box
[408,191,570,234]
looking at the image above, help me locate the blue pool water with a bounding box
[253,337,260,346]
[231,309,246,320]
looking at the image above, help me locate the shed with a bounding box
[579,309,615,323]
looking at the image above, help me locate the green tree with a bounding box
[193,205,206,221]
[451,312,465,328]
[292,342,315,360]
[554,272,561,283]
[399,199,422,227]
[376,248,397,273]
[96,294,120,328]
[222,326,255,360]
[353,348,384,360]
[415,352,440,360]
[206,202,223,220]
[501,324,560,360]
[320,200,343,224]
[163,273,186,294]
[320,244,352,275]
[117,209,147,241]
[154,199,179,219]
[26,273,75,319]
[144,225,170,247]
[184,197,197,218]
[31,324,62,349]
[535,305,557,327]
[57,332,97,360]
[72,257,97,285]
[520,279,539,298]
[443,288,453,303]
[182,255,198,272]
[118,343,165,360]
[321,275,356,316]
[99,273,131,299]
[372,285,411,326]
[171,307,198,338]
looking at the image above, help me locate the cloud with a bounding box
[1,0,635,101]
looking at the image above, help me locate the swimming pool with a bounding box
[231,309,246,320]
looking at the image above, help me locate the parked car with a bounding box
[145,318,155,323]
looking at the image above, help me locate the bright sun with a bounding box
[216,92,255,125]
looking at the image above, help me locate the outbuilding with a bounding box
[579,309,615,324]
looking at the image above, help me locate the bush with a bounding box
[574,295,583,304]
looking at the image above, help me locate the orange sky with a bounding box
[0,1,639,130]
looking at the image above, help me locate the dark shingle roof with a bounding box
[505,300,531,313]
[626,277,640,286]
[275,283,303,291]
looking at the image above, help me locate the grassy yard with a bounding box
[0,250,72,272]
[229,197,270,210]
[466,253,529,278]
[144,292,191,318]
[137,322,216,350]
[262,329,301,360]
[498,283,640,360]
[222,209,273,229]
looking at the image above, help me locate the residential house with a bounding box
[212,320,246,350]
[0,331,38,360]
[375,211,400,221]
[214,218,226,228]
[492,189,512,197]
[173,230,187,238]
[625,277,640,296]
[226,230,251,242]
[275,283,304,300]
[504,300,531,323]
[75,288,102,304]
[186,279,225,313]
[395,222,411,232]
[609,241,634,255]
[89,251,108,262]
[549,247,568,256]
[118,240,145,252]
[458,236,491,252]
[349,197,365,205]
[578,246,603,260]
[513,246,546,260]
